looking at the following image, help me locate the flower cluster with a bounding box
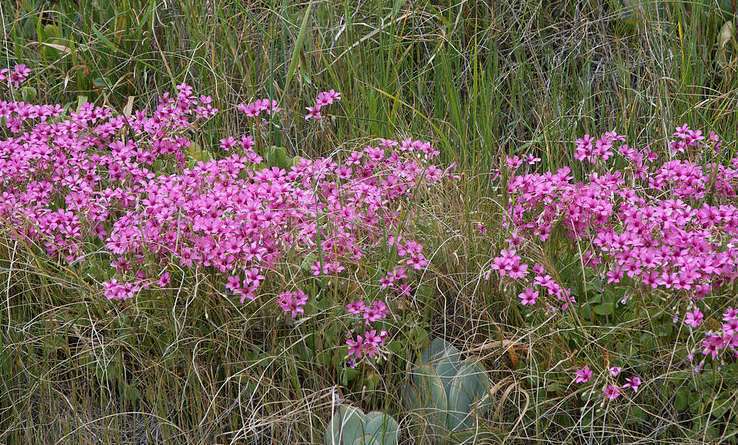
[305,90,341,121]
[496,128,737,311]
[344,298,390,366]
[237,98,280,118]
[0,77,216,262]
[346,299,390,324]
[277,289,309,318]
[345,329,388,367]
[493,125,738,399]
[574,131,625,163]
[0,64,31,87]
[491,249,574,310]
[573,365,641,401]
[0,70,447,368]
[697,307,738,361]
[491,248,528,279]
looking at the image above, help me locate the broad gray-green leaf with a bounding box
[435,351,463,395]
[447,360,491,431]
[421,338,458,365]
[352,435,378,445]
[407,364,447,431]
[324,405,366,445]
[364,411,399,445]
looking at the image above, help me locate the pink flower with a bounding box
[1,64,31,87]
[240,134,255,151]
[346,335,364,364]
[684,308,704,329]
[345,329,387,366]
[237,98,280,117]
[304,105,322,121]
[157,272,171,287]
[219,136,237,150]
[506,155,523,170]
[346,300,367,315]
[701,334,724,359]
[277,289,309,318]
[226,275,241,293]
[603,384,621,400]
[574,366,592,384]
[723,308,737,322]
[609,366,622,377]
[316,90,341,107]
[363,300,389,323]
[305,90,341,120]
[491,248,529,280]
[623,376,641,392]
[518,287,538,305]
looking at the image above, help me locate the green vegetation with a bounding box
[2,1,738,443]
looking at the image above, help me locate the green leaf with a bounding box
[76,95,88,112]
[44,24,62,39]
[447,360,491,431]
[407,326,429,351]
[656,321,673,337]
[324,405,366,445]
[93,77,108,89]
[593,302,615,316]
[386,340,404,356]
[352,435,378,445]
[364,411,399,445]
[20,86,37,102]
[580,303,593,320]
[186,142,212,164]
[675,388,690,411]
[404,364,447,431]
[711,398,732,419]
[300,252,318,272]
[283,2,313,97]
[421,337,455,364]
[264,145,294,169]
[435,351,463,395]
[340,366,360,387]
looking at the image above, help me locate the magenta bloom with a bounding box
[277,289,309,318]
[157,272,171,287]
[305,90,341,120]
[345,329,387,365]
[491,248,529,280]
[346,300,367,315]
[603,384,621,400]
[574,366,592,384]
[0,64,31,87]
[684,308,704,329]
[346,335,364,364]
[518,287,538,305]
[608,366,622,377]
[219,136,237,150]
[363,300,389,324]
[362,329,387,358]
[103,279,141,301]
[237,98,280,117]
[701,334,724,359]
[723,307,738,322]
[623,376,641,392]
[316,89,341,106]
[304,105,322,121]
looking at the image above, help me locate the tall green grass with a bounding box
[2,0,738,443]
[5,1,737,167]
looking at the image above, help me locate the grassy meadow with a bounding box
[2,0,738,443]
